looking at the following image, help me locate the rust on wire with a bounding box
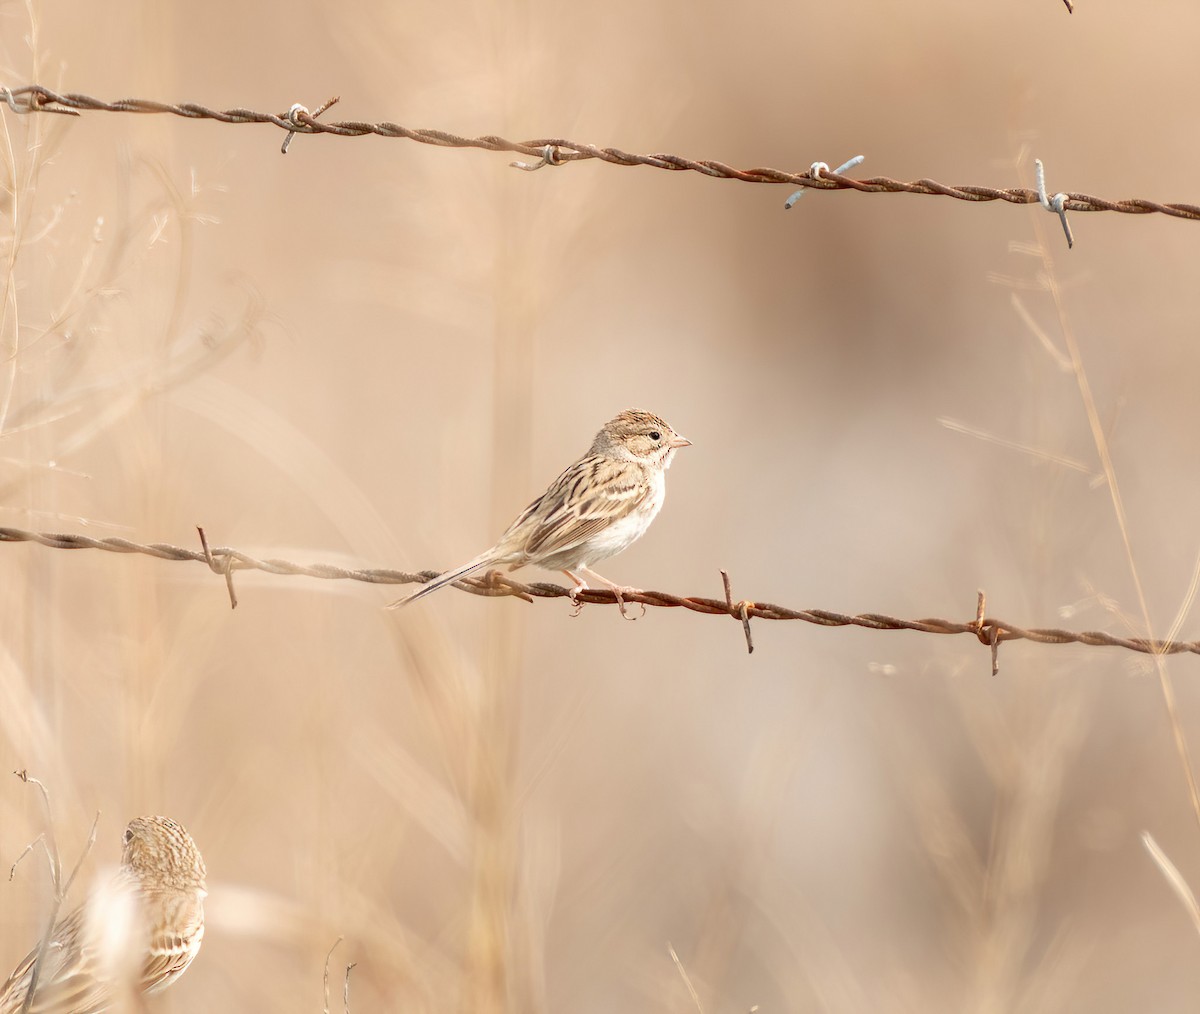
[2,85,1199,221]
[4,526,1200,665]
[1,86,77,116]
[970,590,1002,676]
[281,94,339,154]
[721,569,755,654]
[510,143,564,172]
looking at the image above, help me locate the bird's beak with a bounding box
[669,434,692,449]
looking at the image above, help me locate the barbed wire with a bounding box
[2,84,1199,223]
[3,525,1197,665]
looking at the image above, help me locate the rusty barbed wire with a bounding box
[2,84,1199,222]
[3,525,1198,663]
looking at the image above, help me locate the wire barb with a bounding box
[721,569,755,654]
[281,94,340,154]
[0,85,79,116]
[197,526,238,609]
[970,590,1002,676]
[1,86,1197,222]
[785,155,865,209]
[1035,158,1075,249]
[481,570,535,603]
[510,144,563,172]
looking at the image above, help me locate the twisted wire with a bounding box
[3,85,1199,221]
[2,526,1195,662]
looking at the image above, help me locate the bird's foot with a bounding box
[564,570,645,619]
[611,585,646,621]
[567,584,586,617]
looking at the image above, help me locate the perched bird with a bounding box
[0,815,207,1014]
[390,408,691,615]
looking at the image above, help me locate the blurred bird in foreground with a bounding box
[389,408,691,616]
[0,815,207,1014]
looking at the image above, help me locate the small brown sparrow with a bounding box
[390,408,691,615]
[0,815,207,1014]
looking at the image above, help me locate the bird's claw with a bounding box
[568,585,585,617]
[567,581,645,620]
[612,587,645,621]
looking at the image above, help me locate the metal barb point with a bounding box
[281,95,340,154]
[482,570,534,604]
[197,526,238,609]
[1034,158,1075,249]
[510,144,564,172]
[786,155,865,209]
[720,569,755,654]
[0,86,77,116]
[971,590,1001,676]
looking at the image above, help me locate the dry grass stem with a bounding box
[322,937,343,1014]
[1024,163,1200,837]
[1141,832,1200,940]
[668,942,706,1014]
[937,416,1095,476]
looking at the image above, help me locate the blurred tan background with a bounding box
[3,0,1200,1010]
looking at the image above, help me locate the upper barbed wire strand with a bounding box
[2,526,1196,661]
[3,85,1200,220]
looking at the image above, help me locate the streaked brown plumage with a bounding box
[0,816,207,1014]
[388,408,691,614]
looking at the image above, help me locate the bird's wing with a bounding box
[0,906,114,1014]
[519,456,651,560]
[140,918,204,994]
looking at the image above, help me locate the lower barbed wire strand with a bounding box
[3,525,1199,659]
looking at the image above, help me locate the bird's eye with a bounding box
[123,828,134,845]
[649,431,661,441]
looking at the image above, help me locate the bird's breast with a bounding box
[578,471,665,564]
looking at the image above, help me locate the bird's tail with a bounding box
[387,554,497,609]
